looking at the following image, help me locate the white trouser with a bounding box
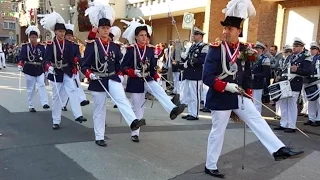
[0,53,5,68]
[278,91,300,129]
[308,98,320,122]
[73,73,87,102]
[172,72,180,94]
[183,80,201,117]
[60,73,87,107]
[92,80,139,140]
[180,80,187,104]
[60,86,69,106]
[51,74,83,124]
[252,89,263,113]
[131,80,176,136]
[276,101,281,115]
[25,74,48,108]
[202,84,209,105]
[301,88,308,114]
[206,95,285,170]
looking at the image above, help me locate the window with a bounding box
[3,22,16,30]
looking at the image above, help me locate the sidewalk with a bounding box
[262,105,320,136]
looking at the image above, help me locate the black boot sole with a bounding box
[131,119,146,131]
[274,151,305,161]
[170,105,186,120]
[204,168,225,178]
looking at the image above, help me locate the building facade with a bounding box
[0,1,18,44]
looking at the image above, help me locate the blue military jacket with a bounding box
[279,51,312,92]
[44,38,74,82]
[251,54,271,89]
[171,50,180,72]
[182,41,208,81]
[121,44,157,93]
[72,43,81,68]
[203,42,252,110]
[82,39,122,92]
[18,43,45,76]
[304,54,320,84]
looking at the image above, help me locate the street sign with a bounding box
[182,12,194,30]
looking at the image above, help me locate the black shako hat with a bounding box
[220,16,244,37]
[98,18,111,27]
[29,31,38,37]
[109,33,114,41]
[54,23,66,31]
[66,29,73,36]
[135,26,149,37]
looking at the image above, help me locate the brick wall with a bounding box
[208,0,279,45]
[255,1,279,47]
[208,0,227,42]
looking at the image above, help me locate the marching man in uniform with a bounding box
[17,25,50,112]
[274,37,312,133]
[304,41,320,127]
[181,27,209,120]
[83,2,146,147]
[62,21,90,108]
[252,41,271,113]
[121,19,186,142]
[40,11,87,130]
[203,0,304,178]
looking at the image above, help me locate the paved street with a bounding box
[0,65,320,180]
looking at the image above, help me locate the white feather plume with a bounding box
[85,1,115,27]
[65,20,74,31]
[110,26,121,42]
[222,0,256,19]
[37,12,65,32]
[121,16,153,44]
[121,18,143,44]
[25,25,40,36]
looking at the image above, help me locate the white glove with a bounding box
[224,83,239,93]
[134,70,142,77]
[18,65,23,71]
[89,73,99,80]
[183,61,188,68]
[48,66,55,74]
[118,75,124,83]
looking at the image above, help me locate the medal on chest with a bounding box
[135,44,147,63]
[56,38,65,60]
[98,39,110,62]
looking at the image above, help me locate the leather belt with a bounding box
[51,63,68,68]
[25,61,42,65]
[94,71,115,77]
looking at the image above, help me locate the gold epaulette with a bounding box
[210,41,221,47]
[126,44,134,49]
[148,44,156,49]
[85,39,95,43]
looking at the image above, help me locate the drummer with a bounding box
[273,37,312,133]
[304,41,320,127]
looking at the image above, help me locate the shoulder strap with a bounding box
[53,40,57,62]
[134,45,137,70]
